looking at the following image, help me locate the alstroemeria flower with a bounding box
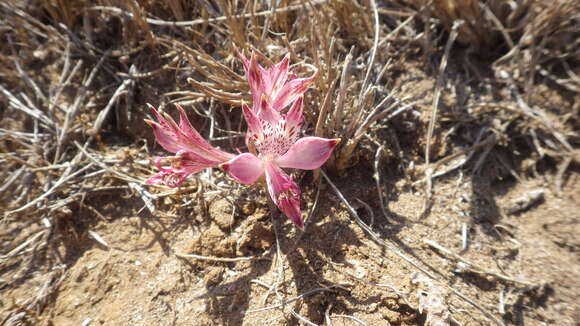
[220,97,339,228]
[239,51,316,114]
[146,53,335,228]
[144,104,233,187]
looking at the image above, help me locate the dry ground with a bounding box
[1,1,579,325]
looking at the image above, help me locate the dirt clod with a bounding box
[238,221,274,253]
[209,198,235,230]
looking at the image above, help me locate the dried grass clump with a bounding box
[404,0,578,197]
[414,0,532,53]
[496,0,580,93]
[411,0,579,86]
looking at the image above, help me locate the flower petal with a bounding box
[145,157,172,185]
[284,96,303,132]
[264,54,289,97]
[176,150,221,171]
[241,103,262,136]
[145,172,183,187]
[144,158,190,188]
[220,153,264,184]
[265,163,303,228]
[145,170,189,188]
[174,104,232,160]
[145,119,183,153]
[146,104,233,161]
[146,151,221,188]
[276,137,339,170]
[256,96,282,125]
[271,75,316,111]
[247,53,265,106]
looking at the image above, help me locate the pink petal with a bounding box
[265,163,303,227]
[176,150,221,171]
[264,54,289,97]
[271,75,316,111]
[145,170,188,188]
[174,104,232,160]
[145,151,220,188]
[146,104,233,161]
[145,173,165,185]
[284,96,303,132]
[276,137,339,170]
[238,52,260,92]
[145,157,171,185]
[248,53,265,106]
[241,103,262,136]
[256,96,282,125]
[145,119,182,153]
[220,153,264,184]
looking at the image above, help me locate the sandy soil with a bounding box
[2,166,578,325]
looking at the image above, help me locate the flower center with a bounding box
[252,120,299,159]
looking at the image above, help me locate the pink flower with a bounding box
[145,53,336,228]
[144,104,233,187]
[220,97,339,228]
[239,51,316,114]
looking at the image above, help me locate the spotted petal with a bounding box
[265,163,303,228]
[284,96,304,132]
[241,103,263,136]
[145,151,216,188]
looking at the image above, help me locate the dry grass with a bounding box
[0,0,578,324]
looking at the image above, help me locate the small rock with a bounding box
[506,189,545,215]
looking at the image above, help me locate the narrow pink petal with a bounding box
[220,153,264,184]
[145,157,169,185]
[248,53,265,105]
[145,119,182,153]
[242,103,263,136]
[146,151,219,188]
[146,104,192,153]
[177,150,221,170]
[145,170,188,188]
[175,104,207,145]
[284,96,303,132]
[145,163,189,187]
[146,104,233,161]
[265,163,303,228]
[147,103,171,129]
[271,75,315,111]
[256,96,282,124]
[175,104,234,161]
[276,137,339,170]
[265,54,290,97]
[145,173,165,185]
[238,51,265,106]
